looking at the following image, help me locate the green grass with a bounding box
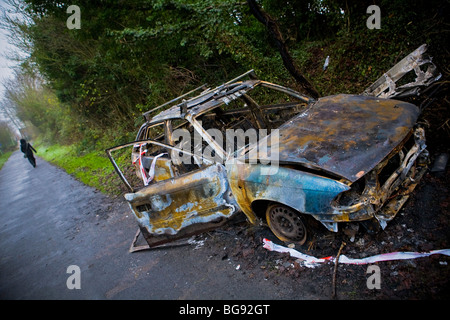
[0,151,13,171]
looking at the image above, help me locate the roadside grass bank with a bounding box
[34,140,130,196]
[0,151,13,171]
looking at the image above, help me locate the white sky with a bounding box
[0,33,16,105]
[0,0,25,134]
[0,0,17,98]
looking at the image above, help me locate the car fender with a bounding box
[226,162,350,223]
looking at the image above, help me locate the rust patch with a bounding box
[253,94,420,182]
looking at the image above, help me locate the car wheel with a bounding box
[266,204,307,245]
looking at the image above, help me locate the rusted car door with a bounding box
[106,139,239,248]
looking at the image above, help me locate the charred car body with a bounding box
[107,44,439,248]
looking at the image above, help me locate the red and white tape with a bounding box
[133,143,166,186]
[263,238,450,268]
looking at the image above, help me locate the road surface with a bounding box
[0,151,310,300]
[3,151,447,301]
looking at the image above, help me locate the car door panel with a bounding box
[106,140,239,247]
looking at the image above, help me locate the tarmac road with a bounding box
[0,151,313,300]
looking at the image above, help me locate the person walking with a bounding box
[19,139,37,168]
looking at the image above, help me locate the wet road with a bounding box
[0,151,307,300]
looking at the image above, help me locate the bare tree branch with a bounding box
[247,0,319,99]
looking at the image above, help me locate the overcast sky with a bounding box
[0,0,17,95]
[0,0,25,134]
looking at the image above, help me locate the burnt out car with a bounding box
[107,44,439,249]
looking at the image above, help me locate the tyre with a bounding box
[265,204,307,245]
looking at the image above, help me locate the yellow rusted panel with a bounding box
[126,164,237,235]
[227,162,257,223]
[152,158,174,182]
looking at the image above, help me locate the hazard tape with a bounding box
[263,238,450,268]
[132,142,167,186]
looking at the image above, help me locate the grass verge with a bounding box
[0,151,13,171]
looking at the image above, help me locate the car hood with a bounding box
[254,94,420,182]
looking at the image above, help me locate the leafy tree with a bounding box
[0,121,17,151]
[1,0,448,147]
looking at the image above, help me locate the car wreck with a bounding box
[106,44,440,250]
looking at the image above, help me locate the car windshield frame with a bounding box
[105,139,214,192]
[181,81,312,162]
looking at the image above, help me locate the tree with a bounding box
[247,0,320,98]
[0,121,17,151]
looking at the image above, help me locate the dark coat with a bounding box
[19,139,37,167]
